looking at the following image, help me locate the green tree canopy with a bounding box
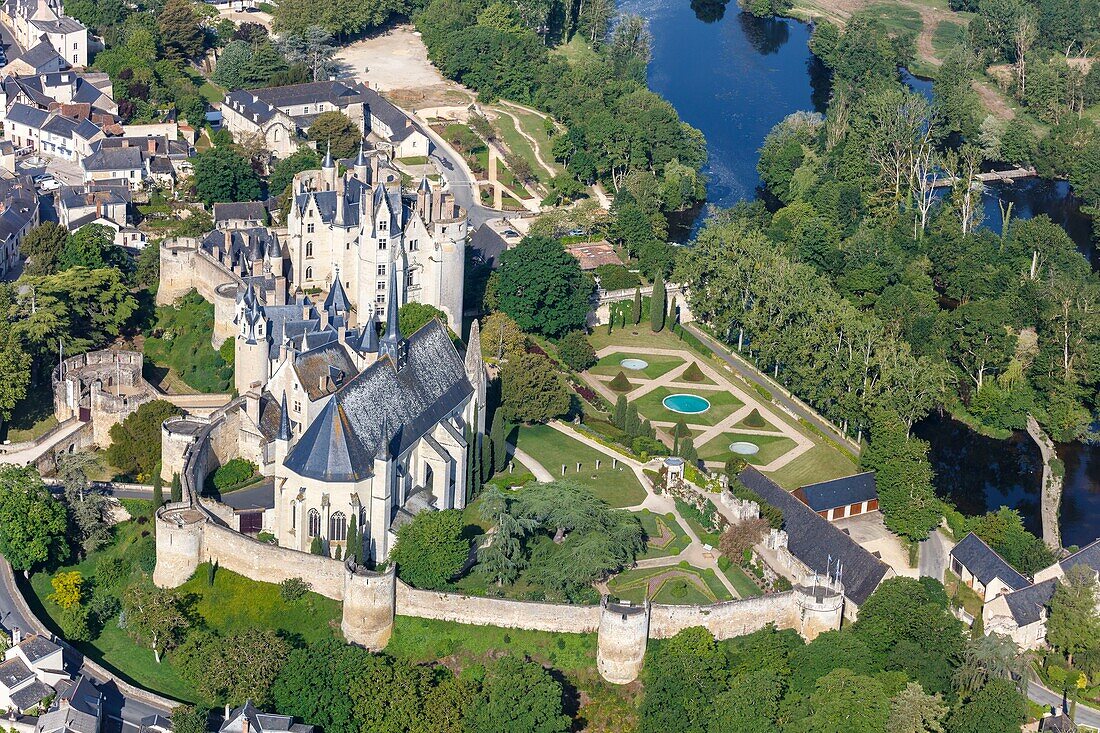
[389,509,469,589]
[464,656,570,733]
[193,145,262,204]
[106,400,182,480]
[307,111,361,159]
[500,352,571,423]
[19,222,69,276]
[496,236,591,338]
[0,465,69,573]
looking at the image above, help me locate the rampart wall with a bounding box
[158,239,239,347]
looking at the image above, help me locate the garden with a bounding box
[607,562,732,605]
[142,290,234,394]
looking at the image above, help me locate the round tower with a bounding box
[793,575,845,640]
[596,597,650,684]
[341,562,396,649]
[153,505,204,588]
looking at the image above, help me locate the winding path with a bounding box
[495,103,558,180]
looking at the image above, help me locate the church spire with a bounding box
[378,268,406,368]
[277,391,291,441]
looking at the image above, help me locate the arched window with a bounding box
[305,266,313,280]
[290,504,296,530]
[329,512,347,542]
[305,241,313,257]
[307,509,321,537]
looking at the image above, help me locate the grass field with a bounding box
[590,351,686,380]
[864,2,923,34]
[632,386,743,427]
[1,381,58,443]
[767,443,859,489]
[636,509,692,559]
[491,111,547,184]
[607,563,732,605]
[721,563,763,597]
[732,409,781,432]
[698,432,798,465]
[513,424,647,507]
[932,19,968,55]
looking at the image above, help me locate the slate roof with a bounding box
[252,80,365,110]
[35,705,99,733]
[6,102,49,128]
[738,467,890,606]
[214,201,268,226]
[18,42,65,72]
[284,319,472,482]
[1001,578,1057,626]
[950,533,1029,591]
[469,224,508,268]
[294,341,358,400]
[0,656,34,688]
[1059,537,1100,576]
[29,15,83,33]
[360,87,413,139]
[17,634,61,663]
[223,89,278,125]
[81,145,143,172]
[798,472,878,512]
[59,184,129,210]
[10,679,54,711]
[220,700,313,733]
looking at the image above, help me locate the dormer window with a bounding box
[379,219,387,232]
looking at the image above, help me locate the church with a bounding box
[232,259,486,562]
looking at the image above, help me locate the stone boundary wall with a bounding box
[649,593,797,639]
[158,239,240,347]
[395,583,603,633]
[29,421,95,475]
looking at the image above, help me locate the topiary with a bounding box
[743,408,767,428]
[609,371,633,392]
[681,362,706,382]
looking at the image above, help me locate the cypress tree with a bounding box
[651,273,666,332]
[310,536,324,555]
[334,545,342,561]
[481,438,493,483]
[606,311,613,334]
[346,520,360,563]
[625,404,641,437]
[643,419,653,438]
[152,466,164,508]
[667,297,676,328]
[170,473,182,503]
[613,394,628,429]
[472,432,482,490]
[632,287,642,325]
[490,412,507,473]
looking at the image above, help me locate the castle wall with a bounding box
[394,583,602,633]
[649,592,799,639]
[158,239,239,347]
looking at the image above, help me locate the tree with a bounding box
[480,312,527,363]
[501,352,570,423]
[389,509,469,589]
[19,223,69,276]
[212,40,252,89]
[171,473,182,503]
[1046,564,1100,666]
[193,146,262,204]
[272,640,373,733]
[805,669,890,733]
[310,536,324,555]
[556,330,596,371]
[306,111,360,159]
[946,678,1026,733]
[0,466,69,575]
[276,25,338,81]
[490,410,507,474]
[464,656,570,733]
[122,585,189,662]
[346,518,361,563]
[106,401,182,480]
[398,302,449,336]
[719,517,769,560]
[58,452,112,555]
[175,629,289,706]
[860,421,941,541]
[496,236,591,338]
[650,272,666,332]
[954,633,1028,698]
[49,571,84,609]
[0,313,30,434]
[152,470,164,509]
[171,706,209,733]
[158,0,206,61]
[270,147,321,196]
[888,682,948,733]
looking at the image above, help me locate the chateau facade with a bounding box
[285,144,466,331]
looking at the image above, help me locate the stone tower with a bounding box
[234,285,269,396]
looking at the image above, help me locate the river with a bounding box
[625,0,1099,545]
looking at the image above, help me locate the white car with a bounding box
[38,178,60,192]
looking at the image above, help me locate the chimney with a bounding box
[319,308,329,329]
[338,324,346,344]
[319,374,327,394]
[431,188,442,219]
[11,627,21,646]
[242,717,249,733]
[245,390,260,425]
[147,137,156,154]
[95,199,102,218]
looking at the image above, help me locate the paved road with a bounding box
[0,562,172,732]
[420,125,499,228]
[918,529,952,581]
[683,324,860,456]
[1029,676,1100,730]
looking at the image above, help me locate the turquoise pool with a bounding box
[662,393,711,414]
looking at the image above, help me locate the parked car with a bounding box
[38,177,60,192]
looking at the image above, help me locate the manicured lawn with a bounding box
[513,424,647,507]
[491,110,546,184]
[767,444,860,490]
[589,326,692,353]
[636,509,691,559]
[698,432,798,465]
[387,616,598,672]
[632,386,743,428]
[397,155,431,165]
[590,352,685,380]
[607,563,731,605]
[722,563,763,598]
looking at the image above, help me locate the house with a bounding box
[0,631,67,714]
[81,143,147,189]
[214,201,268,230]
[1,0,88,67]
[792,472,879,521]
[5,102,102,160]
[34,675,102,733]
[1038,694,1078,732]
[738,467,893,618]
[219,92,298,158]
[137,715,173,733]
[0,174,40,277]
[219,700,314,733]
[0,69,116,125]
[983,538,1100,648]
[566,241,622,271]
[359,86,429,159]
[252,80,369,134]
[949,532,1030,603]
[2,41,66,75]
[59,183,144,248]
[0,139,14,172]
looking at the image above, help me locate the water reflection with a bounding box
[738,12,790,55]
[690,0,728,23]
